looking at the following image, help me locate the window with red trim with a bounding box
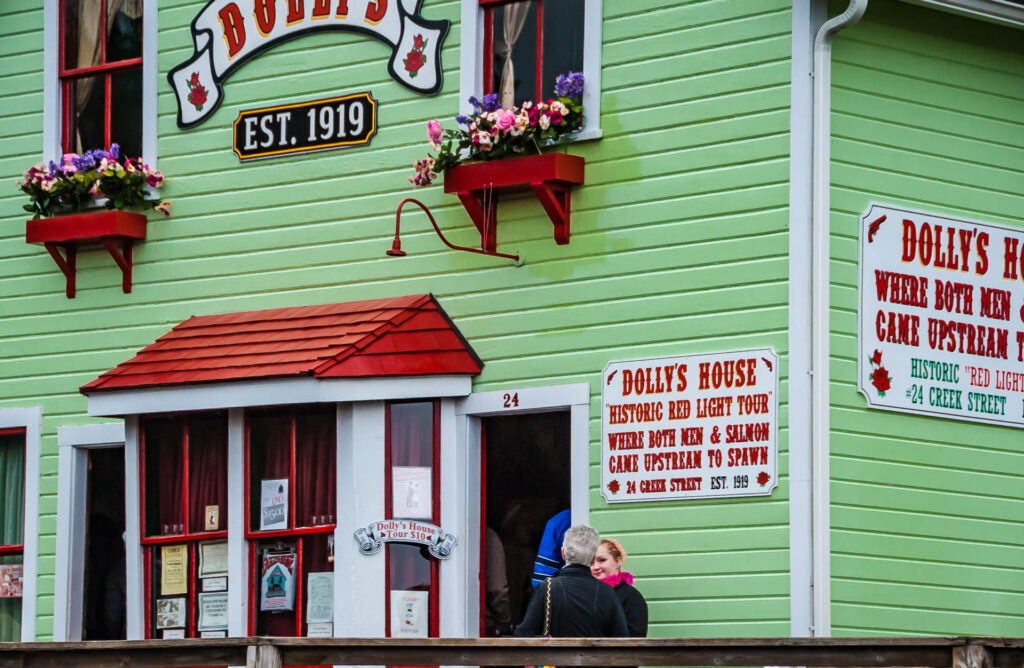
[385,400,440,639]
[482,0,584,108]
[140,412,228,639]
[245,405,336,637]
[0,429,26,642]
[60,0,144,156]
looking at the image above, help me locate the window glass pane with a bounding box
[67,75,105,153]
[0,433,25,546]
[389,402,434,468]
[249,411,292,532]
[111,69,143,159]
[295,407,336,528]
[489,1,537,107]
[188,413,228,534]
[106,0,143,62]
[0,554,22,642]
[150,543,192,638]
[144,417,184,537]
[301,533,333,636]
[542,0,584,99]
[64,0,103,70]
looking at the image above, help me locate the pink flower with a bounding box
[154,200,172,216]
[496,109,516,131]
[427,119,443,150]
[146,169,164,188]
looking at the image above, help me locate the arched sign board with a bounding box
[354,519,456,559]
[168,0,449,129]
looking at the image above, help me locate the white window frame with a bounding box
[0,406,42,642]
[453,382,591,637]
[459,0,603,141]
[43,0,158,164]
[53,422,125,641]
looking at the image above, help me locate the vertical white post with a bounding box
[439,399,468,637]
[124,416,144,640]
[227,408,248,636]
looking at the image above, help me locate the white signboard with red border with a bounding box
[601,349,778,503]
[858,203,1024,428]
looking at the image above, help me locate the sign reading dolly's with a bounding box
[601,350,778,503]
[859,204,1024,428]
[168,0,449,129]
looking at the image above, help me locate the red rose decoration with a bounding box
[757,471,770,487]
[871,366,892,395]
[413,34,425,49]
[189,71,201,87]
[871,349,882,366]
[188,83,208,111]
[607,479,620,494]
[404,48,425,75]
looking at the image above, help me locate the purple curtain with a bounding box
[144,418,183,535]
[295,407,336,527]
[188,413,227,533]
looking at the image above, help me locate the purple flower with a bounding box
[468,95,482,112]
[554,71,585,98]
[109,143,120,160]
[455,114,470,126]
[481,93,500,112]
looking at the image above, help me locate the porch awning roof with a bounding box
[81,294,482,393]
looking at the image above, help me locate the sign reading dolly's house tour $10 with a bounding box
[859,203,1024,428]
[601,349,778,503]
[233,93,377,161]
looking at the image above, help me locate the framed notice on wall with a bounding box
[601,349,779,503]
[858,204,1024,427]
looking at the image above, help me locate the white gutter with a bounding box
[810,0,867,638]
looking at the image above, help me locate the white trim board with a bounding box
[53,422,126,641]
[901,0,1024,28]
[0,406,42,642]
[87,375,473,417]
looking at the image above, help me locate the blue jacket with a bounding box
[531,508,571,587]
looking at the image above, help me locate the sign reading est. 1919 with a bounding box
[859,203,1024,427]
[601,349,778,503]
[233,93,377,161]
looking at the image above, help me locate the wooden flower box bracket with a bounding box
[442,153,585,252]
[25,210,148,298]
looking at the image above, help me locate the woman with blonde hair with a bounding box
[590,538,648,636]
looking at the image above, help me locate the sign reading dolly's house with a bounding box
[168,0,449,129]
[601,350,778,503]
[859,204,1024,427]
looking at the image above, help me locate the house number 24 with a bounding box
[503,393,519,408]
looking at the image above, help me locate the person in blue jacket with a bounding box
[531,508,571,588]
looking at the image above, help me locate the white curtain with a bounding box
[498,1,531,109]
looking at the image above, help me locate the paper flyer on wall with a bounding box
[199,540,228,577]
[391,466,432,519]
[306,572,334,623]
[160,544,188,595]
[260,550,296,611]
[260,478,289,530]
[156,597,186,629]
[389,590,428,637]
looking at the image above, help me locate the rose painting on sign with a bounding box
[404,34,427,77]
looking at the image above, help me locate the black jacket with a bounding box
[613,581,648,637]
[514,564,628,637]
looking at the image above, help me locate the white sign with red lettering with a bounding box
[859,204,1024,427]
[601,349,778,503]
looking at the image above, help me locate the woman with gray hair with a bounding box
[513,525,628,638]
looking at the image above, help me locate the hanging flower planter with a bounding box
[16,145,169,299]
[25,210,148,299]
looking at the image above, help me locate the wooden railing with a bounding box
[0,636,1021,668]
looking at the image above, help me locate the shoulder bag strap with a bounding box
[543,577,553,637]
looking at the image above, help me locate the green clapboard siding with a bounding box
[0,0,792,638]
[829,0,1024,636]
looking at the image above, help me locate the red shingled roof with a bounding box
[81,294,483,393]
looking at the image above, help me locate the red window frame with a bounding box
[480,0,544,104]
[0,428,26,561]
[138,412,229,639]
[383,400,441,638]
[243,406,337,637]
[58,0,144,152]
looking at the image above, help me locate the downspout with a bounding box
[810,0,867,637]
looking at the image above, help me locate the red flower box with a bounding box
[25,210,148,298]
[443,153,585,251]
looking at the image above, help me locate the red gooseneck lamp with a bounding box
[387,198,522,265]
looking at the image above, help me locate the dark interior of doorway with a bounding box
[83,447,126,640]
[483,411,570,635]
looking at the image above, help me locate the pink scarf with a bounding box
[602,571,634,588]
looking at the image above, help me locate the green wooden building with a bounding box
[0,0,1021,644]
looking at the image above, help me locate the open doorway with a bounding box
[82,447,126,640]
[482,411,570,635]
